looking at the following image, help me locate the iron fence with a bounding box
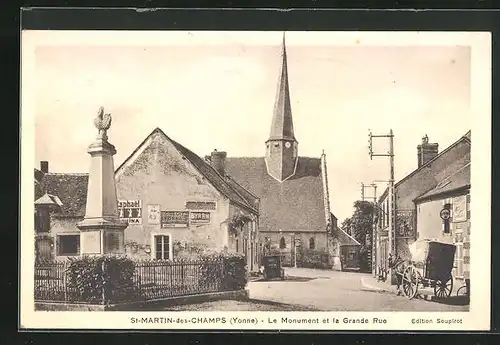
[34,257,229,304]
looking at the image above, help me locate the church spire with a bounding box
[265,33,298,182]
[268,32,295,142]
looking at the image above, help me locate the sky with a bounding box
[30,31,471,223]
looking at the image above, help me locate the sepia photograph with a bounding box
[20,30,491,330]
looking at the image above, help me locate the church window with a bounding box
[309,237,315,250]
[279,237,286,249]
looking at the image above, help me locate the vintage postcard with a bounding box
[20,30,491,331]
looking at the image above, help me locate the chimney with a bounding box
[417,135,439,168]
[210,149,227,176]
[40,161,49,174]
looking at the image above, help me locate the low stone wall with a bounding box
[36,289,249,311]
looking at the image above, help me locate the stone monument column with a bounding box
[77,107,128,255]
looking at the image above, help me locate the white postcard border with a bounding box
[20,30,491,331]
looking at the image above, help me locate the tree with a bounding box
[340,217,353,236]
[348,200,376,272]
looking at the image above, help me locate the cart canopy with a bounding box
[409,239,456,280]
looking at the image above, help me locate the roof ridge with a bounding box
[339,228,361,245]
[168,136,258,214]
[225,175,260,201]
[45,172,89,176]
[394,135,470,189]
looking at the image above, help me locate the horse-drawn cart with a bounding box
[389,240,456,300]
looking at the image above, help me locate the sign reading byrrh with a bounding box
[161,211,189,228]
[190,211,210,224]
[118,200,142,224]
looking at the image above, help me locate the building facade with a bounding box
[34,128,260,271]
[413,161,470,290]
[223,35,338,267]
[374,131,471,287]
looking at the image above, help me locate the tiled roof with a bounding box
[415,163,470,201]
[34,168,44,183]
[337,228,361,246]
[40,128,258,217]
[224,175,260,210]
[39,173,89,217]
[225,157,327,232]
[35,193,63,207]
[377,130,471,203]
[167,134,258,214]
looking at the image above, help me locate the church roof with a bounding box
[164,131,258,213]
[268,33,296,142]
[225,157,327,232]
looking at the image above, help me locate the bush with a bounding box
[65,255,139,304]
[298,248,332,269]
[199,251,247,291]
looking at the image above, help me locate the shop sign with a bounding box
[185,201,216,211]
[161,211,189,228]
[118,200,142,224]
[439,208,451,220]
[190,211,210,224]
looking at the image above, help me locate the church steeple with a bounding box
[265,33,298,182]
[268,33,296,141]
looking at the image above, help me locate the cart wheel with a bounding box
[402,265,419,300]
[434,276,453,298]
[456,285,467,297]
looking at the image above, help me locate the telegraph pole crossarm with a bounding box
[367,128,396,282]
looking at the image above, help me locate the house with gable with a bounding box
[220,35,339,266]
[375,131,471,290]
[34,128,260,271]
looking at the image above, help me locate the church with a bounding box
[210,35,340,267]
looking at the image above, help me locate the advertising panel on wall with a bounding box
[185,201,216,211]
[118,200,142,224]
[161,211,189,228]
[190,211,210,224]
[147,204,161,224]
[452,195,467,222]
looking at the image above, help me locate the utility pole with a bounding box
[368,129,396,283]
[361,182,377,275]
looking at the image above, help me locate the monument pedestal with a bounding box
[77,108,128,256]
